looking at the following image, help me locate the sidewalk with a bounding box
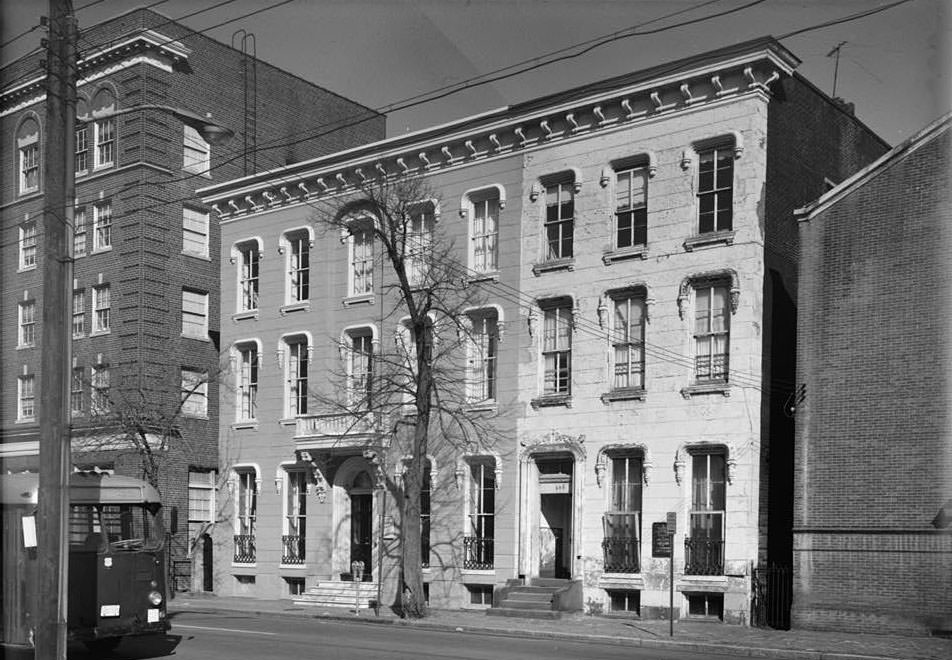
[169,593,951,660]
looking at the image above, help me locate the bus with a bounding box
[1,471,171,653]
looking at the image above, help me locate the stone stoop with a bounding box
[486,579,575,620]
[293,581,379,609]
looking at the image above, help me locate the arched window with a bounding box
[16,116,40,195]
[90,87,117,169]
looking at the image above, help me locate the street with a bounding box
[38,611,747,659]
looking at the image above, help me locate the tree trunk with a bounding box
[400,454,425,618]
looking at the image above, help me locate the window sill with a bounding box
[279,563,307,570]
[17,265,37,273]
[231,421,258,431]
[602,245,648,265]
[182,413,209,420]
[531,258,575,276]
[72,334,85,340]
[343,293,374,307]
[600,388,647,403]
[89,329,111,337]
[182,251,211,261]
[280,302,310,316]
[16,344,35,351]
[680,381,731,398]
[683,230,735,252]
[278,418,298,427]
[460,569,496,576]
[464,401,497,414]
[677,575,728,592]
[15,418,36,424]
[530,393,572,409]
[231,562,257,569]
[182,168,212,178]
[91,246,113,255]
[181,333,211,343]
[232,310,258,322]
[467,271,500,284]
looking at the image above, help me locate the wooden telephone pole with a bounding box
[36,1,76,658]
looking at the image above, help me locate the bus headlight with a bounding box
[148,591,163,606]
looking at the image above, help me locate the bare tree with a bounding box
[310,175,505,618]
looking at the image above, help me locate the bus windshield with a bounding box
[68,503,165,552]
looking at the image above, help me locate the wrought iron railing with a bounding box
[281,535,305,565]
[233,534,256,563]
[462,536,494,570]
[601,536,640,573]
[684,537,724,575]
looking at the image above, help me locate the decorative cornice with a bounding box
[203,48,792,220]
[2,30,189,114]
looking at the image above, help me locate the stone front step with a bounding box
[486,607,562,620]
[293,581,379,609]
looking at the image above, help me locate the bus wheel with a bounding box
[84,637,122,653]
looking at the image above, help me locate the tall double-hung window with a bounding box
[686,449,726,576]
[285,231,310,304]
[470,192,499,273]
[542,302,572,395]
[236,241,260,312]
[602,452,642,573]
[464,458,495,570]
[17,117,40,195]
[285,337,309,417]
[611,293,645,390]
[19,221,37,270]
[694,283,730,382]
[544,180,574,261]
[18,301,36,347]
[346,329,374,407]
[614,166,648,249]
[406,204,434,287]
[235,343,259,422]
[92,284,110,333]
[466,310,498,403]
[349,223,374,297]
[90,87,116,170]
[697,145,733,234]
[93,201,112,251]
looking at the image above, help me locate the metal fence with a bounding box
[463,536,494,570]
[281,535,305,564]
[751,564,792,629]
[684,537,724,575]
[601,536,640,573]
[234,534,256,563]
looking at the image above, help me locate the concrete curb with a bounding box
[170,602,906,660]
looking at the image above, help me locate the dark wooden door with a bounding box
[350,493,372,579]
[202,534,213,591]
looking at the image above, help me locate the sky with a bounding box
[2,0,950,146]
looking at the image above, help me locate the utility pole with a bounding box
[36,1,76,658]
[826,41,847,98]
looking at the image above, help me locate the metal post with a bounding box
[669,533,674,637]
[36,2,76,658]
[376,489,385,616]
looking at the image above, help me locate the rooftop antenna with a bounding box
[826,41,847,97]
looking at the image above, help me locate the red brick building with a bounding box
[0,7,384,590]
[794,112,952,634]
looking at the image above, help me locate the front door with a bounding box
[350,493,373,579]
[537,457,573,579]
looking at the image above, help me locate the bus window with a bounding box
[100,504,163,551]
[69,505,105,551]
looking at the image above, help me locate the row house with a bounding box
[0,7,384,592]
[201,37,886,622]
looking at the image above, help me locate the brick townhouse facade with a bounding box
[793,112,952,634]
[0,7,384,591]
[200,37,886,622]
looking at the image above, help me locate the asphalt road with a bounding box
[29,611,748,660]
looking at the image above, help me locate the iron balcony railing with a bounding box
[233,534,256,564]
[281,535,305,565]
[462,536,494,570]
[684,537,724,575]
[601,536,640,573]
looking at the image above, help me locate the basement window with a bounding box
[607,589,640,614]
[467,584,493,605]
[285,577,305,596]
[686,592,723,620]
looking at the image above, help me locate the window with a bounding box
[71,367,85,415]
[285,337,309,417]
[406,204,434,287]
[19,221,37,269]
[346,329,373,407]
[188,470,216,540]
[93,201,112,250]
[544,180,574,260]
[75,122,89,174]
[467,584,493,605]
[607,590,640,614]
[694,284,730,381]
[234,469,257,563]
[182,208,209,257]
[73,207,87,257]
[91,364,110,415]
[421,464,431,568]
[466,310,498,403]
[686,450,726,576]
[183,125,210,175]
[612,294,645,390]
[236,344,259,422]
[92,284,110,333]
[285,578,306,596]
[181,368,208,418]
[18,301,36,347]
[687,593,723,619]
[17,118,39,195]
[286,232,310,303]
[349,224,374,296]
[464,458,495,569]
[237,242,259,312]
[72,290,85,338]
[94,117,115,169]
[602,452,642,573]
[542,303,572,395]
[20,142,39,194]
[282,471,307,564]
[697,145,733,233]
[182,289,208,339]
[18,375,36,421]
[615,166,648,249]
[470,193,499,273]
